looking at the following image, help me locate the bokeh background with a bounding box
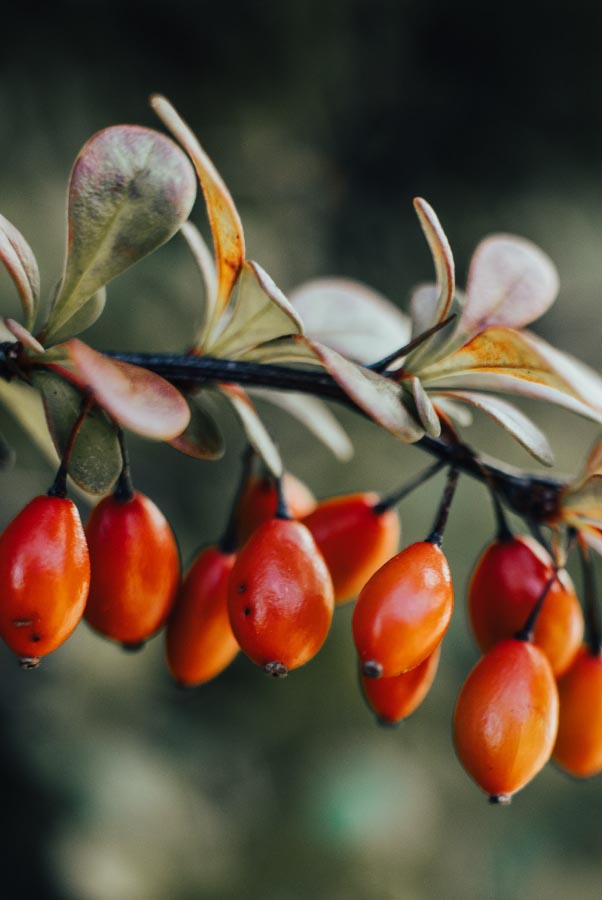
[1,2,602,898]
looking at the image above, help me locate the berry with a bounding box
[228,518,334,675]
[453,639,559,801]
[468,536,583,676]
[302,492,400,604]
[352,541,453,678]
[553,646,602,778]
[361,645,440,725]
[166,545,238,686]
[85,491,180,645]
[236,473,315,544]
[0,495,90,664]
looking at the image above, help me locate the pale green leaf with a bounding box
[0,213,40,331]
[219,384,282,477]
[40,288,106,344]
[0,378,55,462]
[45,125,197,339]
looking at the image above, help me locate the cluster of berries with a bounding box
[1,452,600,805]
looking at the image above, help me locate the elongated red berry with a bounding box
[352,541,453,678]
[454,639,559,802]
[0,495,90,664]
[236,473,315,543]
[303,492,400,604]
[362,645,440,725]
[228,518,334,675]
[166,545,238,686]
[85,491,180,645]
[553,646,602,778]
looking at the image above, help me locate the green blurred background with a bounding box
[1,1,602,898]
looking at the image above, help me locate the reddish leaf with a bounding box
[3,318,44,355]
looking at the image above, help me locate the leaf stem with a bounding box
[373,460,445,514]
[47,393,92,498]
[114,428,135,503]
[219,445,255,553]
[579,541,602,657]
[426,467,459,547]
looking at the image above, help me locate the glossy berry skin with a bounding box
[352,541,453,678]
[362,645,440,725]
[454,639,559,801]
[553,646,602,778]
[85,491,180,645]
[228,518,334,673]
[0,495,90,660]
[166,546,238,686]
[236,473,315,544]
[302,492,400,605]
[468,536,583,676]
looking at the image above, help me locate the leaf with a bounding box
[431,395,474,427]
[3,319,44,355]
[240,334,321,365]
[410,376,441,437]
[44,288,107,344]
[249,388,354,460]
[413,198,455,328]
[307,339,424,441]
[180,221,218,344]
[406,285,465,369]
[457,234,559,339]
[219,384,282,477]
[0,213,40,331]
[420,327,602,424]
[208,261,303,356]
[289,278,411,364]
[44,125,197,339]
[0,377,58,461]
[65,339,191,440]
[562,474,602,527]
[151,95,245,333]
[169,391,224,459]
[31,368,122,494]
[432,389,554,466]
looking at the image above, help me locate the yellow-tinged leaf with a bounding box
[151,95,245,332]
[45,125,196,340]
[65,339,190,440]
[219,384,282,477]
[0,213,40,331]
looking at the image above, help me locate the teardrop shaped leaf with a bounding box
[410,376,441,437]
[208,261,303,356]
[45,288,107,344]
[180,221,218,343]
[45,125,197,339]
[432,389,554,465]
[0,213,40,331]
[289,278,411,364]
[65,339,191,439]
[31,368,122,494]
[458,234,559,339]
[219,384,282,477]
[151,95,245,333]
[307,339,424,442]
[249,388,354,460]
[169,391,224,459]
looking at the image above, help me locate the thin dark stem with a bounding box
[47,394,92,499]
[219,445,255,553]
[114,428,135,503]
[426,467,459,547]
[579,543,602,657]
[515,572,557,642]
[489,488,513,543]
[368,313,457,373]
[373,461,445,514]
[274,476,292,520]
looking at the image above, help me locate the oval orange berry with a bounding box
[352,541,453,678]
[0,495,90,664]
[236,473,315,544]
[166,545,238,686]
[468,536,583,675]
[361,644,440,725]
[454,639,559,801]
[303,492,400,604]
[553,646,602,778]
[228,518,334,674]
[85,491,180,646]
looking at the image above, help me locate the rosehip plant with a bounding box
[2,94,602,802]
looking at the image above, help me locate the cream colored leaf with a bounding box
[0,213,40,331]
[180,221,218,344]
[410,376,441,437]
[219,384,282,477]
[413,198,455,327]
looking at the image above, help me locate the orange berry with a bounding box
[454,639,558,801]
[85,491,180,646]
[468,536,583,675]
[236,473,315,543]
[0,495,90,664]
[302,492,400,604]
[553,646,602,778]
[352,541,453,678]
[361,644,440,725]
[166,545,238,686]
[228,518,334,675]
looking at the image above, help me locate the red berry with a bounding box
[166,545,239,686]
[454,639,559,801]
[553,646,602,778]
[361,645,440,725]
[236,473,315,544]
[468,536,583,675]
[85,491,180,645]
[303,492,400,605]
[0,495,90,664]
[228,518,334,674]
[352,541,453,678]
